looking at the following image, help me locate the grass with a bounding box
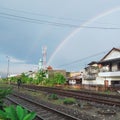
[63,97,76,105]
[48,94,58,100]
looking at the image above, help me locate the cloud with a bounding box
[9,56,26,63]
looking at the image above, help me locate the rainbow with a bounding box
[28,26,53,58]
[47,6,120,65]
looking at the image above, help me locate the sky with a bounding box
[0,0,120,77]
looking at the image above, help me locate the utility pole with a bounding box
[6,56,10,81]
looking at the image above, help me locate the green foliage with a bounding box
[36,70,45,83]
[26,78,33,84]
[63,98,76,105]
[0,78,9,84]
[0,87,13,110]
[53,73,66,85]
[104,90,111,94]
[35,70,48,85]
[39,72,66,86]
[9,73,34,85]
[48,94,58,100]
[0,87,12,99]
[2,71,66,87]
[0,105,36,120]
[9,77,17,83]
[9,73,32,84]
[20,73,28,84]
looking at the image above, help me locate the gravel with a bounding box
[5,87,120,120]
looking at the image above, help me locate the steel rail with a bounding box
[21,84,120,107]
[6,92,80,120]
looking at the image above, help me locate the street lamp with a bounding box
[6,56,10,80]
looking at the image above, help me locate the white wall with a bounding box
[104,50,120,61]
[82,77,111,85]
[69,80,76,85]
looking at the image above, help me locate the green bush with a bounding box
[48,94,58,100]
[63,98,76,105]
[0,105,36,120]
[104,90,111,94]
[0,87,13,110]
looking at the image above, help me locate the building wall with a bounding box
[82,77,114,86]
[47,69,66,79]
[82,79,97,85]
[104,50,120,61]
[69,80,76,85]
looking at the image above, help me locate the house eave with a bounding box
[98,57,120,64]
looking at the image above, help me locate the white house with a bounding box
[97,47,120,87]
[83,48,120,87]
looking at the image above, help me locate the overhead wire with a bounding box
[0,7,119,26]
[56,51,108,68]
[56,46,120,69]
[0,7,120,72]
[0,7,86,22]
[0,12,120,29]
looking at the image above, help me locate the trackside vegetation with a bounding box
[0,105,36,120]
[0,87,13,110]
[0,87,36,120]
[1,70,66,86]
[0,70,66,120]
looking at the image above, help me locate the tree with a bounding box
[53,73,66,85]
[35,70,46,85]
[20,73,28,83]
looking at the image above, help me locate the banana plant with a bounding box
[0,87,13,110]
[0,105,36,120]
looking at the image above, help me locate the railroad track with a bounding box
[20,84,120,107]
[46,89,120,107]
[6,92,80,120]
[22,84,120,99]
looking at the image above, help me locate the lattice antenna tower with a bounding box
[42,46,47,69]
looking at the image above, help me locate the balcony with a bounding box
[98,71,120,77]
[84,75,96,80]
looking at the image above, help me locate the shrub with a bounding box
[48,94,58,100]
[104,90,111,94]
[63,98,76,105]
[0,87,13,110]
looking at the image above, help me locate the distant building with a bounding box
[67,71,82,85]
[47,68,66,79]
[83,48,120,87]
[84,61,99,80]
[26,71,37,79]
[82,61,99,86]
[47,66,53,70]
[8,74,21,78]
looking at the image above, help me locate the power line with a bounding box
[0,15,46,25]
[0,7,86,22]
[57,51,107,67]
[1,7,119,27]
[0,12,83,28]
[0,12,120,29]
[57,46,120,68]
